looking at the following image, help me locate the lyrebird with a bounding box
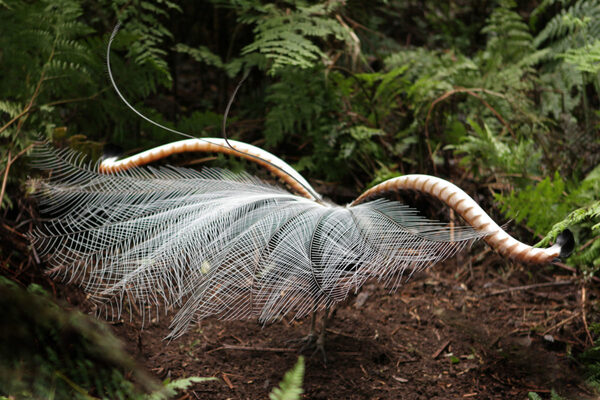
[29,25,574,358]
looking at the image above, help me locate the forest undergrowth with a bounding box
[0,0,599,398]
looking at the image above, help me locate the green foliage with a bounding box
[541,200,600,272]
[0,0,178,209]
[269,356,304,400]
[527,390,564,400]
[174,43,225,70]
[172,0,598,193]
[218,1,354,75]
[242,2,349,73]
[498,165,600,273]
[264,67,339,146]
[0,277,214,399]
[483,0,540,66]
[561,38,600,75]
[263,67,388,182]
[497,172,572,235]
[0,277,156,399]
[533,0,600,129]
[453,119,542,180]
[533,0,600,52]
[177,0,358,77]
[147,377,217,400]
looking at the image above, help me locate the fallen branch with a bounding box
[481,280,576,297]
[212,344,297,353]
[431,339,451,359]
[542,312,581,335]
[581,286,594,346]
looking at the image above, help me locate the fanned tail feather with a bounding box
[29,144,487,337]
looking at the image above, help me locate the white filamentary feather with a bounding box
[30,145,486,338]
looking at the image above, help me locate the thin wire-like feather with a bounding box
[30,145,487,337]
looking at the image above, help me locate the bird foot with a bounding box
[286,332,317,352]
[311,334,327,365]
[286,333,328,364]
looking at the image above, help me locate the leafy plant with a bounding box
[0,277,156,399]
[528,390,564,400]
[0,0,179,209]
[0,276,216,400]
[452,119,542,181]
[263,67,388,184]
[269,356,304,400]
[497,165,600,276]
[147,376,217,400]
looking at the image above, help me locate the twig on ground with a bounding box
[580,286,594,346]
[481,280,576,297]
[212,344,297,353]
[431,340,451,359]
[553,261,600,283]
[326,328,370,340]
[221,373,234,390]
[542,312,581,335]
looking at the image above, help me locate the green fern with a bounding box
[483,0,538,66]
[174,43,224,69]
[560,38,600,75]
[499,165,599,238]
[269,356,304,400]
[528,390,565,400]
[216,0,355,74]
[452,119,542,180]
[498,163,600,273]
[147,377,218,400]
[533,0,600,51]
[0,0,178,208]
[496,172,573,236]
[0,277,157,399]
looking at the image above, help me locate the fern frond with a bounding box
[239,2,354,74]
[269,357,304,400]
[0,100,23,119]
[483,0,536,65]
[534,0,600,51]
[174,43,224,69]
[540,201,600,245]
[560,39,600,74]
[148,376,217,400]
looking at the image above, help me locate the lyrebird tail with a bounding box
[29,144,484,337]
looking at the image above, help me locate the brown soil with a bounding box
[86,249,593,399]
[2,210,596,400]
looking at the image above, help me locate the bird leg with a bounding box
[286,310,318,349]
[313,306,330,364]
[287,306,332,363]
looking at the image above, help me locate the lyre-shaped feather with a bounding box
[30,144,485,337]
[29,23,574,341]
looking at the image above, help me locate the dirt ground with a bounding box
[50,245,592,400]
[1,199,596,400]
